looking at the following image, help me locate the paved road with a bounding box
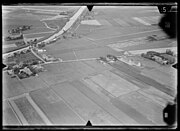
[3,6,86,58]
[43,6,87,42]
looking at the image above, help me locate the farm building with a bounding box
[19,67,32,76]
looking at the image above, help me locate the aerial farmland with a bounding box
[2,4,177,128]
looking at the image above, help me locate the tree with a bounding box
[26,49,31,53]
[22,63,28,68]
[20,50,25,54]
[168,57,175,64]
[63,35,67,39]
[34,39,37,42]
[31,60,38,65]
[38,43,45,48]
[141,53,146,57]
[13,67,20,74]
[13,52,17,57]
[7,65,13,70]
[166,49,174,56]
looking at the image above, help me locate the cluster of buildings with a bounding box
[4,25,36,54]
[15,40,26,47]
[8,25,32,34]
[31,44,63,63]
[119,56,142,67]
[141,50,176,65]
[5,33,24,41]
[3,48,30,60]
[36,37,58,48]
[5,25,32,41]
[6,61,44,79]
[98,54,142,67]
[41,54,62,62]
[4,48,45,79]
[98,54,118,64]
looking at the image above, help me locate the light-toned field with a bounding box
[3,101,21,125]
[13,96,45,125]
[3,44,17,49]
[30,88,85,125]
[3,72,27,99]
[138,86,174,107]
[119,91,165,125]
[19,76,49,92]
[81,20,101,25]
[90,71,140,97]
[50,81,125,125]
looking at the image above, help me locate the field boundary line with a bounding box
[133,17,151,26]
[30,49,46,63]
[8,98,29,125]
[24,31,55,36]
[26,94,52,125]
[94,29,162,41]
[6,100,23,125]
[50,88,87,124]
[73,50,78,60]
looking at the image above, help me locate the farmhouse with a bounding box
[19,67,32,75]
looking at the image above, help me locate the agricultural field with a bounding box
[3,17,52,36]
[42,18,69,30]
[2,6,77,53]
[3,72,27,99]
[3,5,177,127]
[112,37,175,52]
[13,96,46,125]
[3,50,42,65]
[30,88,85,125]
[3,101,21,125]
[3,56,176,125]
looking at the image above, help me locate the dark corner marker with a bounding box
[2,63,7,69]
[158,5,177,39]
[86,120,92,126]
[163,97,177,126]
[87,5,94,12]
[172,63,177,69]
